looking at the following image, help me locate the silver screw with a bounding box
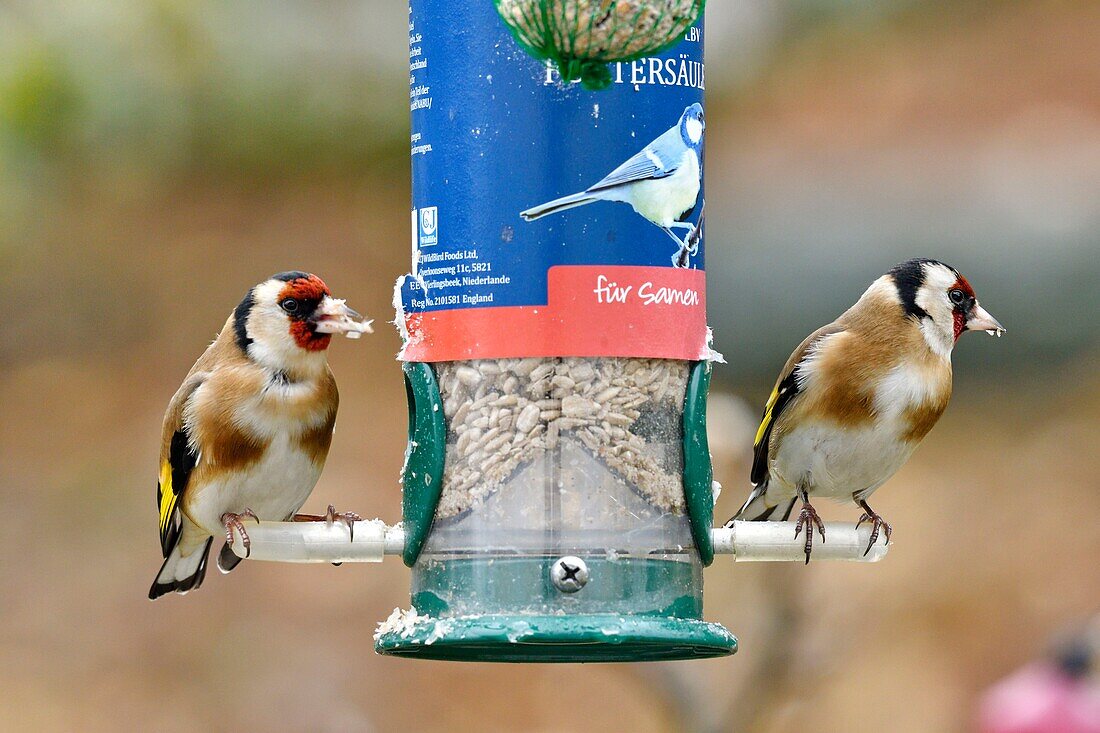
[550,556,589,593]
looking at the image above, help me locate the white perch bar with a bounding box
[230,520,886,564]
[711,521,888,562]
[229,521,406,563]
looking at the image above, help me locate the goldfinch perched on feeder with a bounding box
[150,272,372,600]
[727,259,1004,561]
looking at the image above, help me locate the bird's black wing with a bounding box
[749,324,846,486]
[157,377,203,556]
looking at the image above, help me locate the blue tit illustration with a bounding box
[521,103,705,267]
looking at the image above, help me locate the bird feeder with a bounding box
[494,0,707,90]
[229,0,888,663]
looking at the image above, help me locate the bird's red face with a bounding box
[235,271,372,370]
[892,259,1004,357]
[948,276,976,342]
[277,275,335,351]
[945,274,1003,342]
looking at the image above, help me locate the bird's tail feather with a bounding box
[217,542,243,574]
[520,192,596,221]
[148,537,213,600]
[729,484,797,523]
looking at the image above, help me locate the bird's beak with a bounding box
[966,304,1005,337]
[312,296,373,339]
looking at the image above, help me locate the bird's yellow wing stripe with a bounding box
[158,459,177,536]
[754,385,780,447]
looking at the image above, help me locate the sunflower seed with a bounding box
[562,395,599,418]
[515,403,541,434]
[433,358,690,517]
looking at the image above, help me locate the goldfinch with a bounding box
[150,271,372,599]
[726,259,1004,561]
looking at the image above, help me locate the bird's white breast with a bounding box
[770,359,944,502]
[188,432,322,533]
[873,361,944,421]
[626,150,700,227]
[241,379,330,438]
[771,422,915,503]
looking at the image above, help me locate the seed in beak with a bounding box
[967,305,1005,337]
[313,297,372,338]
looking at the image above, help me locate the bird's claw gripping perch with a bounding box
[222,509,260,558]
[670,230,697,268]
[293,505,362,541]
[671,244,690,268]
[686,200,704,257]
[793,493,826,564]
[324,504,362,541]
[856,502,892,556]
[671,201,705,268]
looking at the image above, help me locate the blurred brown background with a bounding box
[1,1,1098,731]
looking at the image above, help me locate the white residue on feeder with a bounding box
[505,620,533,643]
[712,480,722,505]
[375,607,423,641]
[392,275,411,343]
[392,274,426,359]
[424,618,454,645]
[702,326,727,364]
[592,103,600,120]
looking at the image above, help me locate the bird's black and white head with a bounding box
[887,259,1004,357]
[679,103,705,152]
[233,271,371,374]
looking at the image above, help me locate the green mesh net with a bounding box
[495,0,706,90]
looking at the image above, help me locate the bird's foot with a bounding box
[324,504,362,541]
[671,221,703,268]
[685,206,703,256]
[855,506,892,556]
[671,245,692,268]
[793,501,826,564]
[293,505,362,541]
[221,509,260,558]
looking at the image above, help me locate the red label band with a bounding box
[400,265,708,362]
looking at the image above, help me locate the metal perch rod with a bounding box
[229,521,888,563]
[712,522,888,562]
[228,521,405,563]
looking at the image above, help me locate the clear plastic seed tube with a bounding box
[417,357,699,617]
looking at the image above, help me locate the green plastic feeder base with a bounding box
[375,614,736,663]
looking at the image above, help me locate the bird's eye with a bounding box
[280,298,299,313]
[948,289,965,305]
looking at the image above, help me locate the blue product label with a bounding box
[399,1,707,362]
